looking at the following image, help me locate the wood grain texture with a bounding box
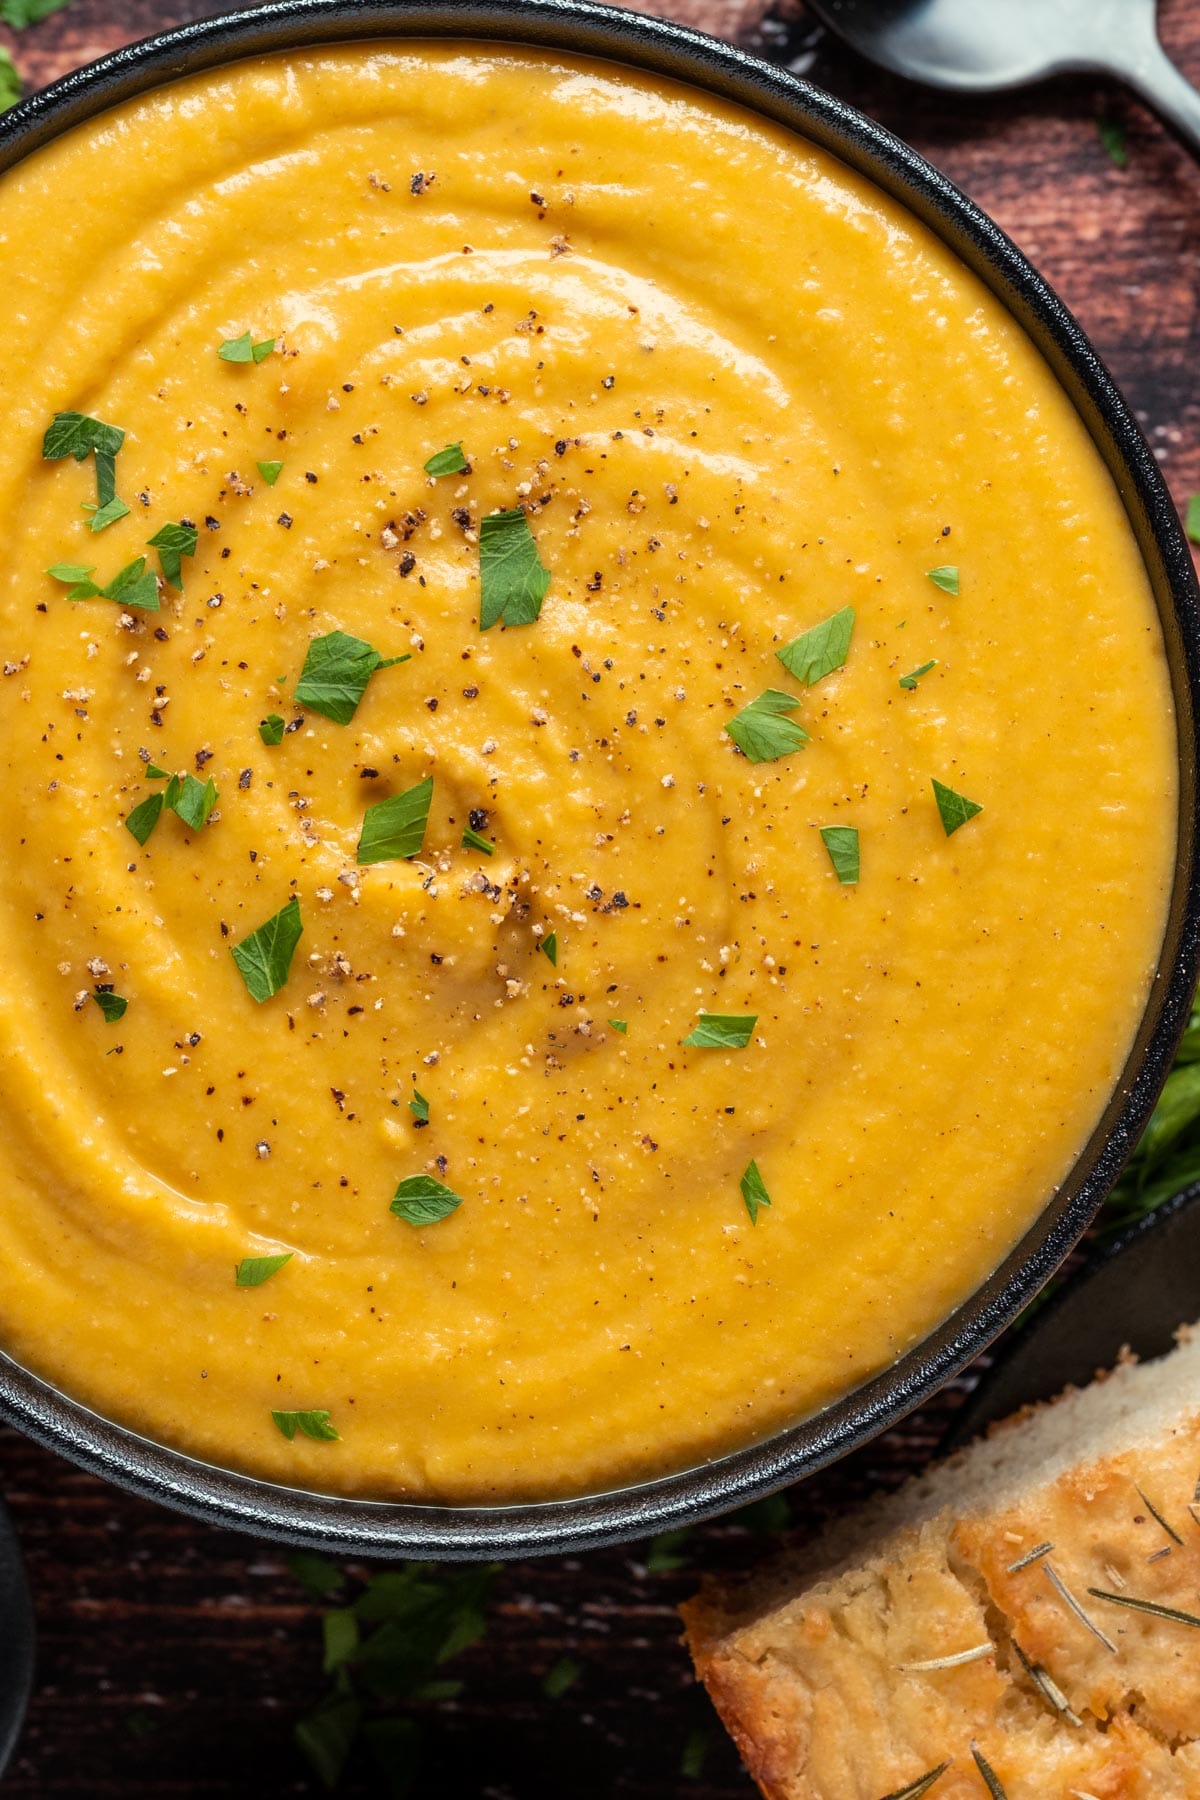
[1,2,1198,1795]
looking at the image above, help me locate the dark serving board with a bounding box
[0,1495,34,1778]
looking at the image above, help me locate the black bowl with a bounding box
[0,1496,34,1777]
[0,0,1197,1559]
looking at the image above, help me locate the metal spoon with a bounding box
[803,0,1200,156]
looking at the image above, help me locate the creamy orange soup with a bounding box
[0,45,1176,1501]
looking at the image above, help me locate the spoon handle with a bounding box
[1117,30,1200,159]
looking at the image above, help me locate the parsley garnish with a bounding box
[231,896,303,1003]
[461,824,495,856]
[257,460,284,486]
[682,1013,757,1049]
[1,1,76,26]
[235,1252,293,1287]
[293,630,409,725]
[86,496,130,534]
[820,825,859,884]
[357,775,433,865]
[272,1409,339,1443]
[126,771,218,844]
[609,1019,628,1034]
[409,1090,430,1125]
[43,410,124,466]
[49,556,159,611]
[148,522,198,590]
[542,1657,581,1699]
[0,49,18,112]
[776,606,854,685]
[91,990,127,1024]
[424,443,469,478]
[539,931,558,967]
[932,778,983,836]
[219,331,276,364]
[259,714,285,746]
[725,690,809,763]
[927,565,959,595]
[479,508,550,630]
[124,794,164,847]
[391,1174,463,1226]
[1186,495,1200,545]
[1099,118,1128,168]
[900,660,937,689]
[646,1527,691,1572]
[740,1159,771,1225]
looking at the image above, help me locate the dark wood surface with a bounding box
[2,2,1198,1795]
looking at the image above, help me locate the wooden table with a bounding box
[2,3,1197,1794]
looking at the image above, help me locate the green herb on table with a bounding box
[1099,118,1129,168]
[1,0,77,26]
[724,689,809,763]
[391,1174,463,1226]
[461,824,494,856]
[820,825,860,885]
[50,556,160,611]
[357,775,433,865]
[0,50,18,114]
[775,605,854,685]
[91,989,127,1024]
[408,1090,430,1126]
[424,442,469,478]
[259,713,286,746]
[680,1727,709,1782]
[257,459,284,486]
[646,1527,691,1572]
[542,1655,581,1699]
[1186,495,1200,546]
[932,778,982,836]
[740,1158,771,1225]
[728,1492,792,1534]
[682,1013,757,1049]
[900,660,937,689]
[293,629,409,725]
[272,1409,340,1443]
[235,1252,293,1288]
[219,331,276,364]
[231,895,303,1003]
[539,931,558,967]
[927,565,959,595]
[479,507,550,630]
[147,521,198,590]
[291,1560,496,1792]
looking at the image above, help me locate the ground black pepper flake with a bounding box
[399,552,416,577]
[277,513,293,529]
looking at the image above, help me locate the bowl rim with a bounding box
[0,0,1197,1560]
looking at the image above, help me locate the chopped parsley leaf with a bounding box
[1099,118,1128,168]
[900,660,937,689]
[927,565,959,595]
[1,1,76,27]
[479,507,550,630]
[144,764,170,779]
[94,449,118,508]
[259,714,286,746]
[148,521,198,590]
[725,689,809,763]
[409,1089,430,1125]
[740,1159,771,1225]
[609,1019,628,1034]
[219,331,276,364]
[776,606,854,685]
[257,460,284,486]
[424,442,469,478]
[231,895,303,1003]
[46,562,98,600]
[86,495,131,533]
[43,410,125,465]
[819,825,860,885]
[293,629,409,725]
[272,1409,339,1442]
[542,1656,581,1699]
[165,771,218,832]
[91,989,128,1024]
[932,778,983,836]
[682,1013,757,1049]
[391,1174,463,1227]
[51,557,160,611]
[1186,495,1200,546]
[0,48,20,112]
[356,774,434,865]
[539,931,558,967]
[461,824,495,856]
[124,793,164,846]
[235,1252,293,1288]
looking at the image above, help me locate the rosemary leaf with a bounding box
[970,1743,1008,1800]
[1043,1564,1117,1653]
[879,1765,950,1800]
[1086,1588,1200,1630]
